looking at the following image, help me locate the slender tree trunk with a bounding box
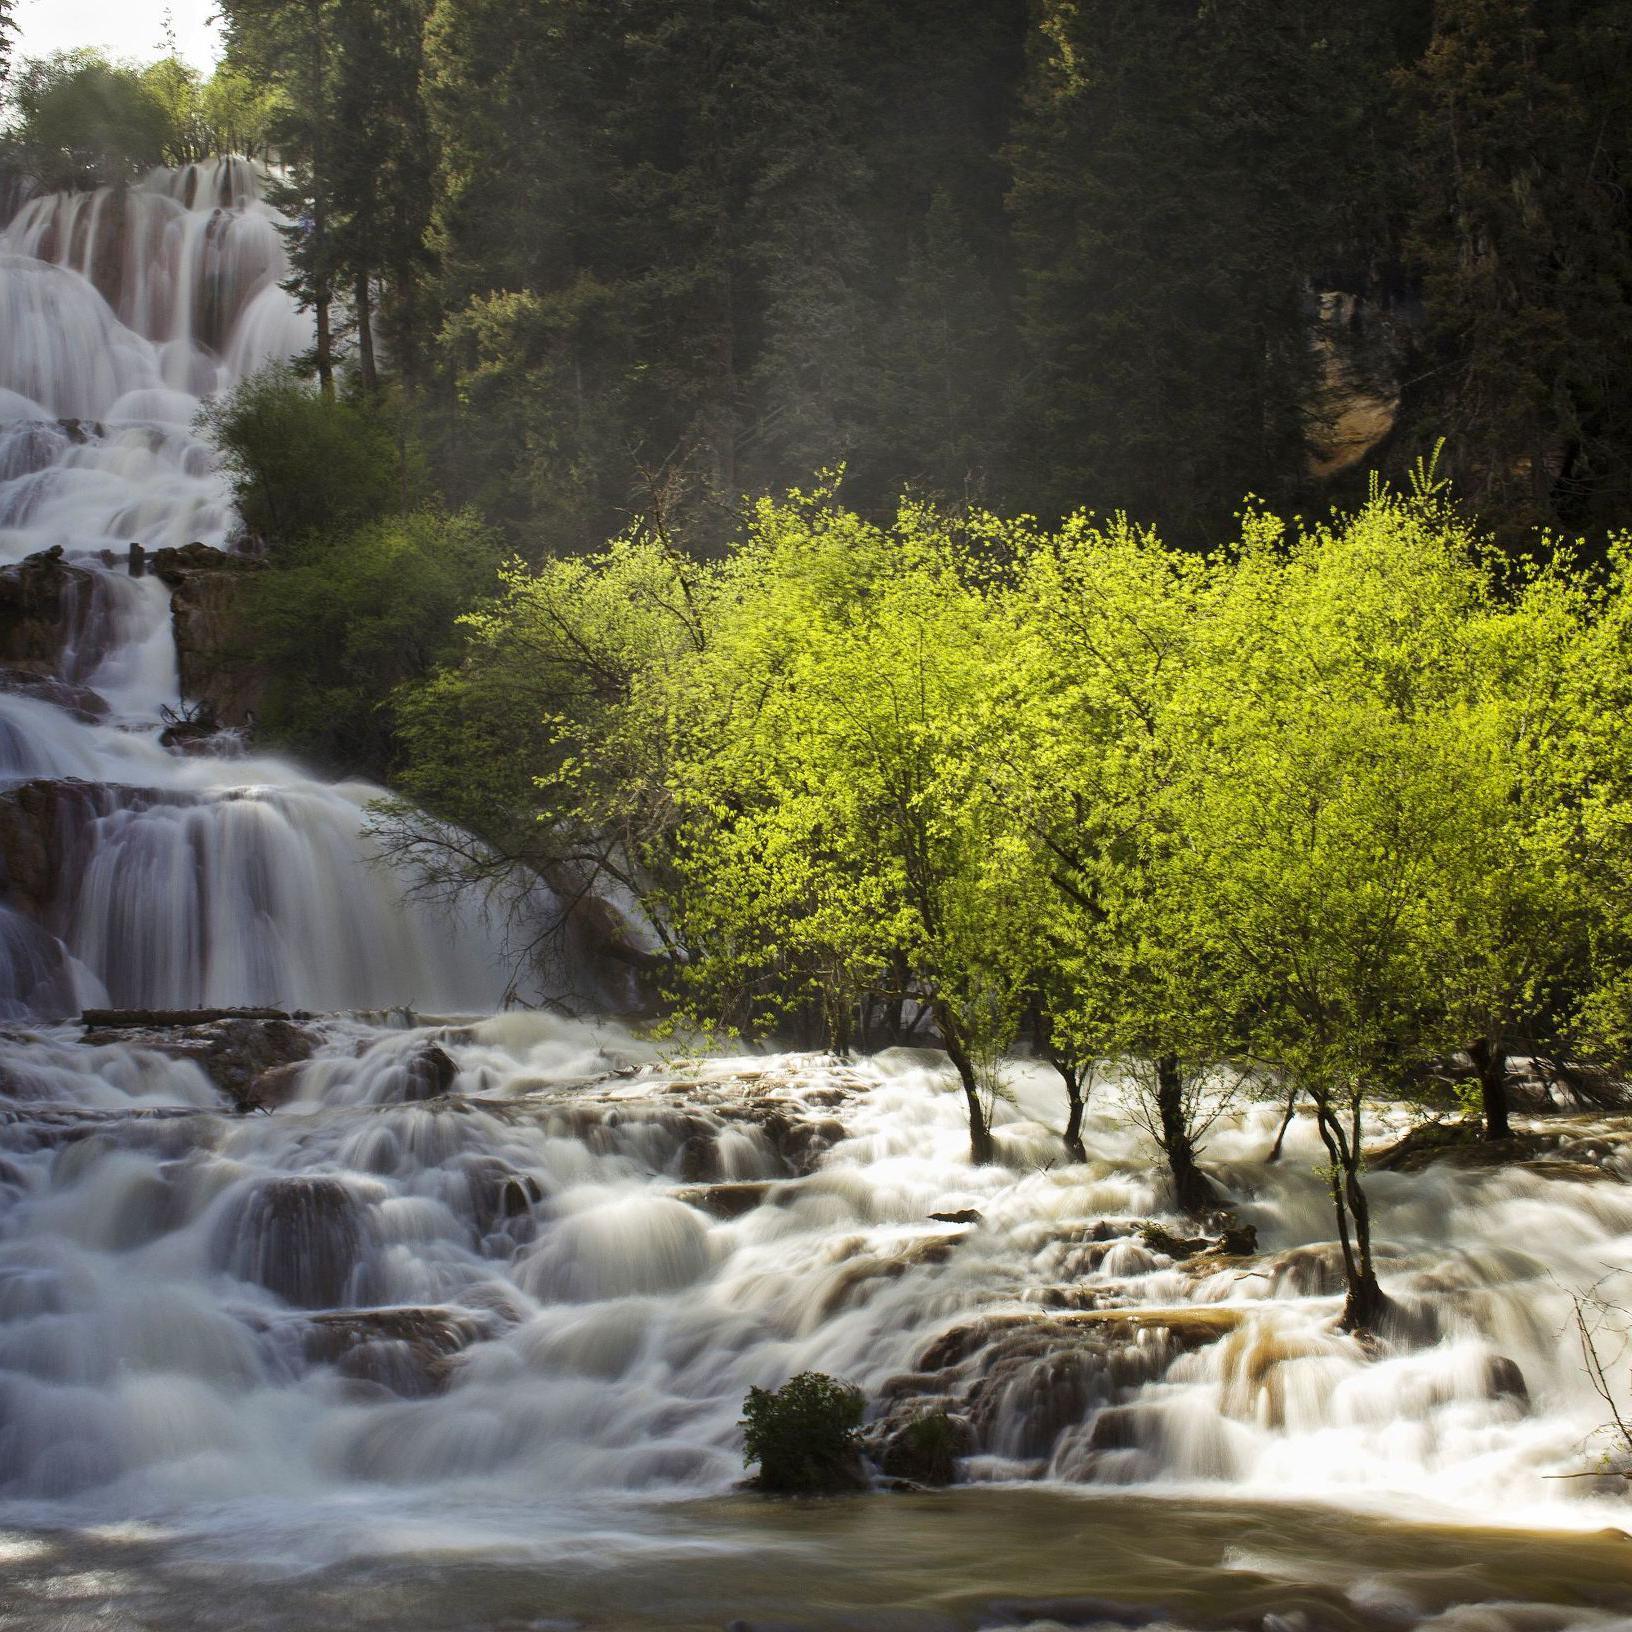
[1267,1082,1298,1162]
[939,1008,994,1166]
[309,0,333,401]
[355,269,378,394]
[1314,1099,1388,1333]
[1155,1054,1218,1214]
[1469,1036,1512,1141]
[312,211,333,397]
[1060,1066,1087,1164]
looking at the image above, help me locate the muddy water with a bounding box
[4,1489,1630,1631]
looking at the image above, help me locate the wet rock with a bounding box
[147,543,259,585]
[1370,1120,1565,1173]
[0,547,112,679]
[929,1208,982,1225]
[463,1158,546,1237]
[1139,1222,1211,1259]
[876,1409,972,1485]
[982,1596,1162,1628]
[213,1175,374,1308]
[301,1305,495,1397]
[243,1061,307,1111]
[674,1181,771,1219]
[0,667,108,721]
[889,1307,1242,1469]
[1483,1354,1529,1402]
[0,779,199,918]
[149,544,265,728]
[754,1108,847,1175]
[79,1011,320,1108]
[395,1041,459,1102]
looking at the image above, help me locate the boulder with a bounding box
[0,548,112,679]
[301,1305,496,1396]
[0,667,108,721]
[78,1010,321,1108]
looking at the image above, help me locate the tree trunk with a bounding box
[940,1010,994,1166]
[1155,1053,1218,1214]
[1266,1083,1298,1161]
[309,0,333,401]
[1469,1036,1511,1141]
[1060,1067,1087,1164]
[1314,1101,1388,1334]
[355,269,378,394]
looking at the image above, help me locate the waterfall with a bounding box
[0,163,1628,1632]
[0,160,521,1016]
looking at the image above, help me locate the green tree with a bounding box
[200,364,410,546]
[7,50,173,188]
[248,507,503,777]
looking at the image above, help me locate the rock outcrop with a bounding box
[0,547,113,679]
[150,543,265,727]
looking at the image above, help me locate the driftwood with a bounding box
[81,1007,298,1027]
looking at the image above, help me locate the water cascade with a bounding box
[0,166,1629,1632]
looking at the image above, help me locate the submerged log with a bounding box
[81,1006,299,1027]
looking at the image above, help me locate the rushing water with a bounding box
[0,163,1629,1632]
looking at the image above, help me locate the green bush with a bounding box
[740,1371,867,1495]
[246,506,504,777]
[8,50,172,189]
[201,365,413,547]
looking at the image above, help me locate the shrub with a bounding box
[246,506,504,777]
[740,1371,867,1495]
[200,365,414,547]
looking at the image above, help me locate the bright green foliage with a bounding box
[246,507,503,776]
[739,1372,866,1495]
[200,365,412,546]
[389,473,1630,1323]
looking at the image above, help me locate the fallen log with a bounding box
[81,1007,298,1027]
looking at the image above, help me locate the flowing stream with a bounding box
[0,164,1629,1632]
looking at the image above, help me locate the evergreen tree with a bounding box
[1396,0,1632,542]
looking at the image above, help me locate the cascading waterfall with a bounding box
[0,165,1629,1632]
[0,160,521,1013]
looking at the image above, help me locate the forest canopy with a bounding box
[3,0,1614,553]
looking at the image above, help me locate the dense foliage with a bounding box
[740,1372,867,1494]
[182,0,1632,553]
[203,369,499,777]
[373,473,1632,1330]
[1,47,274,189]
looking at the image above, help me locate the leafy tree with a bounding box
[245,506,503,777]
[0,2,16,89]
[1167,488,1524,1328]
[6,50,173,188]
[201,364,411,546]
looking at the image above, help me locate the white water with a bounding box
[0,160,524,1014]
[0,164,1628,1631]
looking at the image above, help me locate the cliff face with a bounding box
[151,544,266,728]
